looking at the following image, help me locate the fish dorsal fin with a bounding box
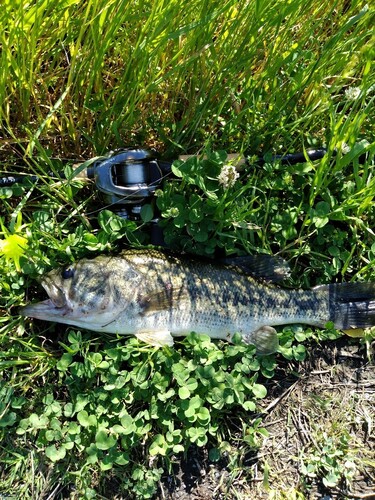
[220,254,290,283]
[138,285,188,315]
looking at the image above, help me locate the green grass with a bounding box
[1,0,375,498]
[1,0,373,156]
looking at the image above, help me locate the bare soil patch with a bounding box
[158,337,375,499]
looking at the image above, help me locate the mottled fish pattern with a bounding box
[20,250,375,354]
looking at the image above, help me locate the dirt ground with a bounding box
[157,337,375,500]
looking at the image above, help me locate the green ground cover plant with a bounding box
[1,0,375,498]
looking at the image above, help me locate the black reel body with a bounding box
[87,148,170,220]
[87,148,172,245]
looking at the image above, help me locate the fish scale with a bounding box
[20,250,375,355]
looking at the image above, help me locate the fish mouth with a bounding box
[20,278,72,321]
[20,299,72,321]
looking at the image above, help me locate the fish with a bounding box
[20,250,375,355]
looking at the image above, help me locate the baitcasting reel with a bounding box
[85,148,171,220]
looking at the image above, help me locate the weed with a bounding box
[2,331,279,497]
[299,431,358,489]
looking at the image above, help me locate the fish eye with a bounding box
[62,267,75,279]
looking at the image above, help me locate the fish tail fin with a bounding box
[323,282,375,330]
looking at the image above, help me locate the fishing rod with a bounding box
[0,146,329,210]
[3,145,371,245]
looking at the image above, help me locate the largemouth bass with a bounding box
[20,250,375,354]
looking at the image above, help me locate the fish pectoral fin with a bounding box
[246,326,279,355]
[139,286,188,315]
[135,330,174,347]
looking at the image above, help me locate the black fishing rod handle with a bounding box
[0,174,38,187]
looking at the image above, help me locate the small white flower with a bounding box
[340,142,351,154]
[344,86,361,100]
[217,165,239,189]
